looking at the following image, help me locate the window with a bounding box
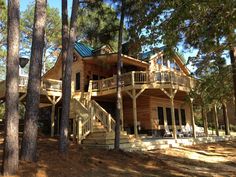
[170,61,176,69]
[163,55,168,67]
[166,108,172,125]
[75,72,80,90]
[157,107,164,125]
[181,109,186,125]
[175,109,180,125]
[156,58,162,65]
[175,63,180,71]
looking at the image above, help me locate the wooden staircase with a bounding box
[72,93,134,149]
[82,120,134,149]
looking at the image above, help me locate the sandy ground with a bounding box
[0,136,236,177]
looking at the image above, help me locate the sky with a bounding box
[20,0,72,14]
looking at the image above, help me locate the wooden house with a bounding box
[0,42,196,146]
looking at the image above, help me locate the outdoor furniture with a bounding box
[181,125,192,137]
[196,126,205,136]
[163,127,173,137]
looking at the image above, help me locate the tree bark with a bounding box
[115,0,125,150]
[213,104,219,136]
[20,0,47,162]
[222,101,230,135]
[230,47,236,115]
[202,107,208,137]
[59,0,79,154]
[2,0,20,175]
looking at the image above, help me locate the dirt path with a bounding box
[0,137,236,177]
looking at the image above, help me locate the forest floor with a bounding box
[0,135,236,177]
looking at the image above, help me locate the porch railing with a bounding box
[18,76,62,91]
[91,100,115,132]
[90,71,194,92]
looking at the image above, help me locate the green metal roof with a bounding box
[74,42,94,57]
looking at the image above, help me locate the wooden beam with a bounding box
[135,88,146,99]
[50,103,56,137]
[19,94,27,102]
[132,89,138,137]
[170,96,177,139]
[125,90,133,98]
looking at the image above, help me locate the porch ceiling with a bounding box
[92,88,188,102]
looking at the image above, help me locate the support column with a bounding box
[190,98,196,138]
[170,96,177,139]
[132,89,138,137]
[77,116,82,144]
[51,103,55,137]
[46,94,62,137]
[163,106,168,129]
[214,104,219,136]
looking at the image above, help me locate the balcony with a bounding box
[0,76,62,99]
[90,71,195,96]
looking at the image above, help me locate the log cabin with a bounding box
[0,41,196,147]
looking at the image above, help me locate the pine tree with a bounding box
[2,0,20,175]
[20,0,47,162]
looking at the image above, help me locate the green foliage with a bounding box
[21,3,61,72]
[77,3,121,50]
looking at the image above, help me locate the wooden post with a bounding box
[190,98,196,138]
[108,114,112,132]
[51,103,55,137]
[214,104,219,136]
[77,116,82,144]
[132,89,138,137]
[90,105,94,133]
[170,96,177,139]
[131,71,135,86]
[163,106,168,130]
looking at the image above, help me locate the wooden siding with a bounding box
[123,95,151,130]
[123,95,191,131]
[150,97,191,130]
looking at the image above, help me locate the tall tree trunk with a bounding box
[59,0,79,154]
[201,106,208,137]
[115,0,125,150]
[2,0,20,175]
[20,0,47,162]
[61,0,69,80]
[222,101,230,135]
[230,47,236,115]
[213,104,219,136]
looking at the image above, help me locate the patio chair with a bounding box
[181,125,192,137]
[195,126,204,137]
[163,127,173,137]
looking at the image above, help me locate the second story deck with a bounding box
[90,70,195,96]
[0,76,62,101]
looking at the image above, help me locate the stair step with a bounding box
[82,137,132,145]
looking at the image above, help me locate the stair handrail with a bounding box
[73,98,92,142]
[91,100,115,132]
